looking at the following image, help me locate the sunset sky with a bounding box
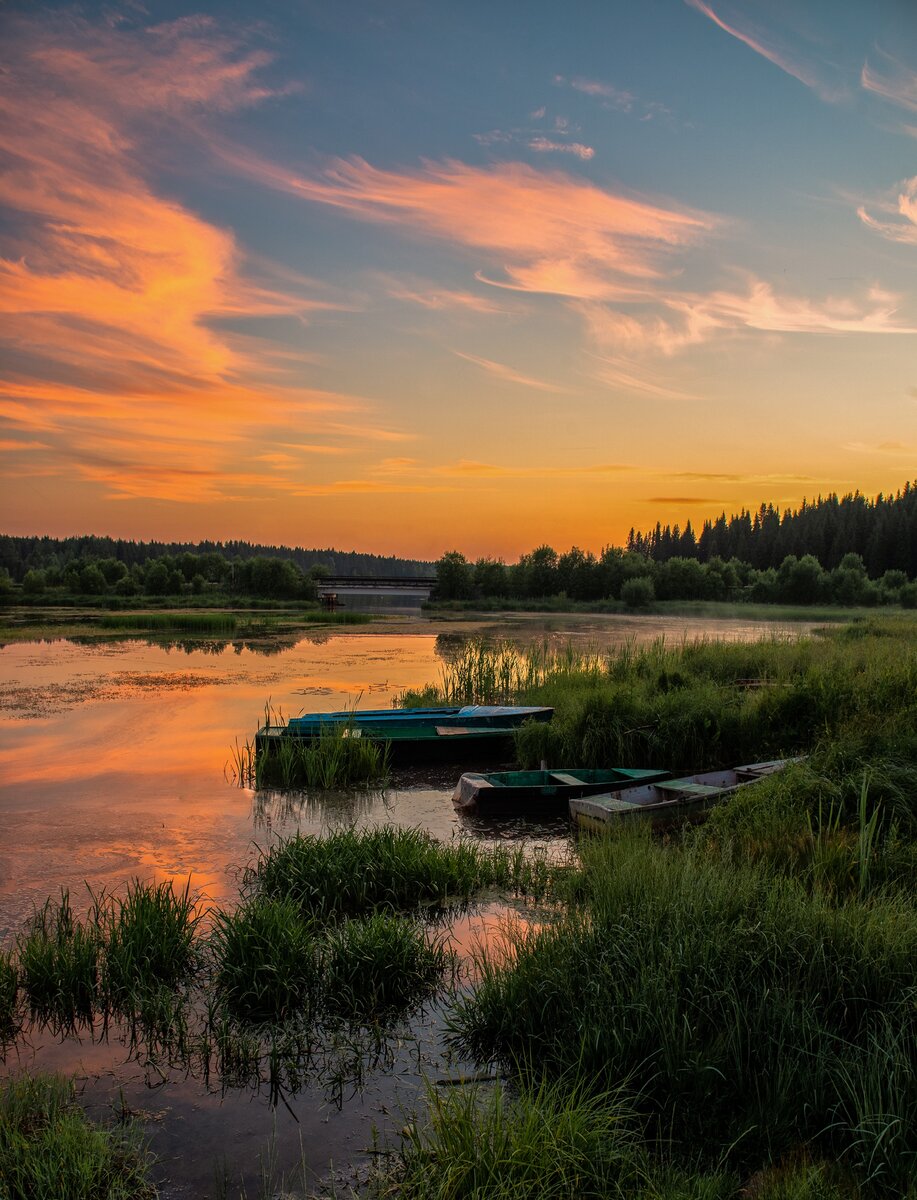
[1,0,916,560]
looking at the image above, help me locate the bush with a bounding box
[621,575,654,609]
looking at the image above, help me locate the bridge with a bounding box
[316,575,437,599]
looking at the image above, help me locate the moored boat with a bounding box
[452,766,671,812]
[283,704,553,737]
[569,760,793,830]
[255,704,553,765]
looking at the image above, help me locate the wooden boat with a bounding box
[452,766,671,812]
[569,760,793,830]
[282,705,553,737]
[255,705,553,765]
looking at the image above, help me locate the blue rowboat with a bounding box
[452,766,671,812]
[569,760,793,829]
[283,705,553,737]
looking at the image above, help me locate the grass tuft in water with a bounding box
[248,826,544,920]
[99,611,239,634]
[16,891,99,1030]
[99,878,201,1008]
[0,1073,156,1200]
[0,949,20,1042]
[322,914,450,1021]
[211,896,320,1024]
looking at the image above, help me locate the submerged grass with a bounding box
[211,896,320,1024]
[246,826,551,920]
[322,914,450,1021]
[0,1073,156,1200]
[99,611,240,633]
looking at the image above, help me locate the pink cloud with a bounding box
[452,351,565,392]
[527,137,595,160]
[232,153,717,298]
[685,0,845,103]
[861,52,917,114]
[857,177,917,245]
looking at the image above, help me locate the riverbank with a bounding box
[425,596,888,622]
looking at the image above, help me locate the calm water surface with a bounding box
[0,612,824,1195]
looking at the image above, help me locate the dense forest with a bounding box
[0,535,433,585]
[627,482,917,576]
[433,482,917,609]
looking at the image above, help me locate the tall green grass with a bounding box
[0,948,20,1042]
[322,914,450,1021]
[255,726,391,789]
[448,829,917,1190]
[16,891,99,1029]
[99,611,239,633]
[211,896,320,1024]
[0,1073,156,1200]
[98,878,201,1006]
[403,620,917,777]
[246,826,548,920]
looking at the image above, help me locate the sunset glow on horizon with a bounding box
[2,1,916,559]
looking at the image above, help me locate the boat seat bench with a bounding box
[550,772,584,785]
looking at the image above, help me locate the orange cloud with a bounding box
[527,137,595,160]
[224,152,717,293]
[0,13,383,507]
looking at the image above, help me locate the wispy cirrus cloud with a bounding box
[452,351,565,392]
[684,0,847,103]
[861,51,917,114]
[527,137,595,160]
[0,12,379,505]
[228,153,718,303]
[578,276,917,357]
[856,176,917,245]
[554,74,675,123]
[381,277,508,313]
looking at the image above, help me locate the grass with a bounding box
[322,914,450,1021]
[447,827,917,1191]
[16,891,99,1030]
[99,611,241,633]
[255,726,391,790]
[303,609,373,624]
[0,1073,156,1200]
[99,878,201,1006]
[0,948,20,1042]
[246,826,552,920]
[401,619,917,776]
[211,896,320,1023]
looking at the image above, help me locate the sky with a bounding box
[1,0,916,560]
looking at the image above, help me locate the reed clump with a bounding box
[16,891,99,1030]
[98,879,201,1008]
[211,896,321,1024]
[247,826,541,920]
[254,726,391,790]
[0,1073,156,1200]
[322,914,450,1020]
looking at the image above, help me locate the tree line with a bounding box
[627,482,917,576]
[432,545,917,608]
[0,535,433,585]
